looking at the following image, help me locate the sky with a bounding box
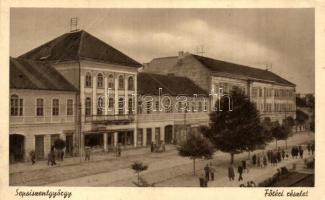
[10,8,314,93]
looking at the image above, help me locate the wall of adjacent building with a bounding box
[9,89,77,161]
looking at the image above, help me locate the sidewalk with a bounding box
[10,145,177,174]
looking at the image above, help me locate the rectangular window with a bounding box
[36,98,44,116]
[155,101,159,112]
[259,88,263,97]
[146,101,151,114]
[52,99,59,116]
[137,101,142,114]
[67,99,73,115]
[19,99,23,116]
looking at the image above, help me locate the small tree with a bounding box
[54,138,66,150]
[178,133,215,175]
[131,161,148,185]
[295,109,309,132]
[271,122,289,149]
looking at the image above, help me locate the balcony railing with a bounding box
[85,114,135,124]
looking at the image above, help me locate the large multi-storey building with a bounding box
[144,52,296,123]
[9,30,209,161]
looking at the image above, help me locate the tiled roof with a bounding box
[137,72,207,96]
[10,57,77,91]
[19,30,142,68]
[192,54,295,86]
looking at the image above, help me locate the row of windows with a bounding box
[10,95,74,117]
[253,102,295,112]
[216,83,246,94]
[137,100,208,114]
[85,73,134,90]
[85,97,134,116]
[252,87,294,98]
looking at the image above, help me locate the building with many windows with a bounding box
[9,57,78,163]
[144,52,296,123]
[9,30,297,162]
[10,30,211,161]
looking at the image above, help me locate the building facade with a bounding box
[10,31,297,162]
[144,52,296,124]
[9,58,78,163]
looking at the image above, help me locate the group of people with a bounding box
[199,163,216,187]
[227,162,247,182]
[150,141,166,153]
[307,143,315,155]
[291,145,304,159]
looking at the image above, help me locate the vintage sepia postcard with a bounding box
[0,0,324,200]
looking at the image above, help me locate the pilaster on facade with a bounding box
[104,76,108,115]
[114,75,118,115]
[92,74,97,115]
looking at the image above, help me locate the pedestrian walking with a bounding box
[299,146,304,159]
[29,150,36,165]
[204,164,210,181]
[271,152,277,166]
[162,141,166,152]
[85,146,91,161]
[241,160,247,173]
[209,163,216,181]
[199,173,205,187]
[252,154,257,166]
[150,141,154,153]
[238,165,243,181]
[48,146,56,166]
[277,150,282,163]
[117,143,122,157]
[228,164,235,181]
[291,146,295,159]
[281,149,285,160]
[307,143,311,155]
[267,150,272,163]
[263,155,267,167]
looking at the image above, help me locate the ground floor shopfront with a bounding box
[9,127,76,163]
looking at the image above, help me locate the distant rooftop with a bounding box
[138,72,207,96]
[147,53,295,87]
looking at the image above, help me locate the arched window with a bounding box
[128,76,134,90]
[108,74,114,89]
[10,95,23,116]
[97,97,104,115]
[118,97,124,114]
[97,73,103,88]
[85,97,91,116]
[118,75,124,89]
[85,73,92,87]
[108,97,114,111]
